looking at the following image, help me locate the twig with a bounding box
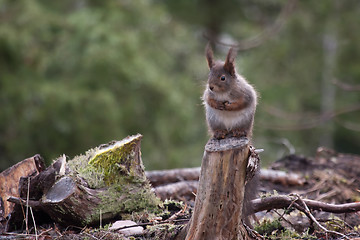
[315,188,339,201]
[244,223,264,240]
[292,194,350,240]
[38,227,54,236]
[2,232,38,237]
[7,196,42,208]
[168,203,187,222]
[273,195,299,227]
[29,207,38,240]
[206,0,298,50]
[273,210,294,227]
[99,209,102,228]
[26,176,30,234]
[259,104,360,131]
[99,231,111,240]
[274,138,296,155]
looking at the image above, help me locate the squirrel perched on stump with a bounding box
[202,43,260,226]
[203,44,257,140]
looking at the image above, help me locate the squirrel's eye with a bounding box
[220,76,226,81]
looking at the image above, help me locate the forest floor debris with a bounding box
[1,146,360,239]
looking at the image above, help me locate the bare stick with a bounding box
[26,177,30,234]
[292,194,349,240]
[273,196,300,228]
[7,197,41,208]
[29,207,38,240]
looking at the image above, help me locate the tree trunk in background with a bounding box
[320,1,338,149]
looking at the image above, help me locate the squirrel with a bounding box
[202,44,257,140]
[202,44,259,226]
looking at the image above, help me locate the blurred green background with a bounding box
[1,0,359,171]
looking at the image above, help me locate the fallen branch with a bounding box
[146,168,200,187]
[153,181,198,201]
[252,195,360,214]
[146,168,305,188]
[260,169,305,186]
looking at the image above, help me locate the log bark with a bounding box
[184,137,251,240]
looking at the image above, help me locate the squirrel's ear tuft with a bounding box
[224,47,237,76]
[205,43,214,69]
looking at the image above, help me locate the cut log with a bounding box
[32,176,103,226]
[7,134,161,228]
[0,154,45,219]
[184,137,251,240]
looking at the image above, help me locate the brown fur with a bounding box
[203,44,257,140]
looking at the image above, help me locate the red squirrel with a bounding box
[203,44,259,225]
[203,44,257,140]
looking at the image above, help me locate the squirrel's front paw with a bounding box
[231,128,247,138]
[213,129,227,139]
[221,101,231,109]
[216,101,228,110]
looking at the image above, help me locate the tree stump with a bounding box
[184,137,251,240]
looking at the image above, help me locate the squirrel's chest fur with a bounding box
[203,90,256,131]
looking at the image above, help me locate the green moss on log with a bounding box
[88,138,139,185]
[66,134,162,224]
[68,134,146,188]
[95,185,162,219]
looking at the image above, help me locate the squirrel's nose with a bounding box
[209,85,214,91]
